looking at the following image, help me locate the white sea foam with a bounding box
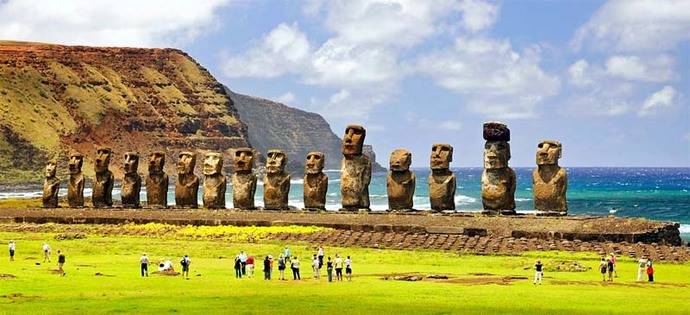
[455,195,477,204]
[515,198,532,202]
[679,224,690,234]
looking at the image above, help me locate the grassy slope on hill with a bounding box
[1,226,689,314]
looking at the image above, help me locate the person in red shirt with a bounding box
[246,255,255,278]
[646,260,654,282]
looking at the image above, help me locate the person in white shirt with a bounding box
[317,246,325,269]
[140,253,150,277]
[334,254,343,281]
[42,243,51,262]
[239,251,248,275]
[345,256,352,281]
[312,254,320,279]
[637,256,648,282]
[8,240,16,261]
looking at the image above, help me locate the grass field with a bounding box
[1,225,689,314]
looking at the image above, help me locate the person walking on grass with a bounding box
[8,240,16,262]
[607,257,614,282]
[42,242,51,263]
[317,246,325,269]
[334,254,343,281]
[610,253,618,278]
[246,255,255,278]
[283,246,291,263]
[637,255,648,282]
[278,255,286,280]
[533,260,543,285]
[180,255,191,280]
[345,256,352,281]
[239,251,247,276]
[291,256,301,280]
[312,254,320,279]
[647,259,654,282]
[326,257,334,282]
[263,256,272,280]
[57,250,66,276]
[599,257,607,281]
[140,253,149,277]
[234,256,242,279]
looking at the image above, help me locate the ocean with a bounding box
[2,167,689,239]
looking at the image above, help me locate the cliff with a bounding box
[0,41,249,183]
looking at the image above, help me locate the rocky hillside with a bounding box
[0,41,249,183]
[228,88,385,173]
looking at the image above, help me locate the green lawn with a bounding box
[1,226,689,314]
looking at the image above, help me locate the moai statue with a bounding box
[263,149,291,210]
[428,144,456,211]
[175,151,199,208]
[121,152,141,208]
[203,152,226,209]
[481,122,516,214]
[146,151,168,208]
[231,148,257,210]
[42,161,60,208]
[67,152,84,208]
[303,151,328,211]
[340,125,371,211]
[387,149,415,211]
[533,140,568,214]
[92,147,114,208]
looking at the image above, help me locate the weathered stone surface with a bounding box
[92,147,114,208]
[203,152,226,209]
[263,149,291,210]
[67,152,84,207]
[533,140,567,213]
[481,122,515,214]
[146,151,168,208]
[387,149,415,210]
[175,151,199,208]
[231,147,256,210]
[429,144,456,211]
[42,161,60,208]
[121,152,141,208]
[340,125,371,211]
[304,151,328,210]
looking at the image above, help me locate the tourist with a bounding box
[278,255,286,280]
[8,240,15,262]
[533,260,543,285]
[637,255,648,282]
[140,253,149,277]
[334,254,343,281]
[291,256,301,280]
[180,255,191,280]
[312,254,320,279]
[646,259,654,282]
[159,259,174,272]
[246,254,255,278]
[283,246,291,262]
[326,256,334,282]
[234,256,242,279]
[57,250,66,276]
[599,257,607,281]
[42,242,51,262]
[607,257,614,282]
[610,253,617,278]
[263,256,272,280]
[317,246,324,269]
[239,251,247,275]
[345,256,352,281]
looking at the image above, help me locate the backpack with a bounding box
[181,258,188,267]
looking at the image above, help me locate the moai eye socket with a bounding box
[314,155,321,160]
[538,143,544,148]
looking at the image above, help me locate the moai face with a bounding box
[484,141,510,169]
[266,150,287,175]
[430,144,453,170]
[68,153,83,175]
[45,161,57,179]
[389,149,411,172]
[233,148,254,172]
[95,147,112,174]
[148,152,165,174]
[536,140,562,166]
[123,152,139,175]
[342,125,366,156]
[203,152,223,175]
[177,151,196,175]
[305,151,325,175]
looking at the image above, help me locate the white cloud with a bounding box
[275,92,296,105]
[568,59,594,87]
[638,86,677,116]
[0,0,230,47]
[458,0,499,32]
[605,55,675,82]
[572,0,690,52]
[439,121,462,131]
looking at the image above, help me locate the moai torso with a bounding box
[533,140,568,213]
[92,147,114,208]
[203,152,226,209]
[303,152,328,210]
[387,149,415,210]
[340,125,371,210]
[175,151,199,208]
[67,153,84,207]
[231,148,256,210]
[263,150,290,210]
[146,152,168,208]
[428,144,455,211]
[42,162,60,208]
[121,152,141,208]
[481,122,516,214]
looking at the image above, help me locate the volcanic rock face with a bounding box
[0,41,249,183]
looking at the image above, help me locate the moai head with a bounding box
[233,148,254,173]
[266,149,287,175]
[123,152,139,175]
[483,122,511,170]
[536,140,562,166]
[305,151,325,175]
[430,144,453,170]
[203,152,223,176]
[389,149,412,172]
[177,151,196,175]
[148,151,165,175]
[45,161,57,179]
[342,124,366,156]
[68,152,83,175]
[95,147,112,174]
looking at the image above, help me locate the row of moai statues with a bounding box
[42,122,566,213]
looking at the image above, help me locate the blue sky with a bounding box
[1,0,688,167]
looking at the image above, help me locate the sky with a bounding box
[1,0,688,167]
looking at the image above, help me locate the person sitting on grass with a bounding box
[533,260,543,285]
[57,250,66,276]
[159,259,174,272]
[180,255,191,280]
[8,240,16,262]
[42,242,51,263]
[234,256,242,279]
[599,257,607,281]
[326,257,334,282]
[345,256,352,281]
[291,256,301,280]
[140,253,149,277]
[278,255,286,280]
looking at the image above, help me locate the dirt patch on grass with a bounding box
[551,279,689,288]
[380,272,527,285]
[153,270,181,276]
[0,273,17,279]
[0,293,40,302]
[445,276,527,285]
[94,272,115,277]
